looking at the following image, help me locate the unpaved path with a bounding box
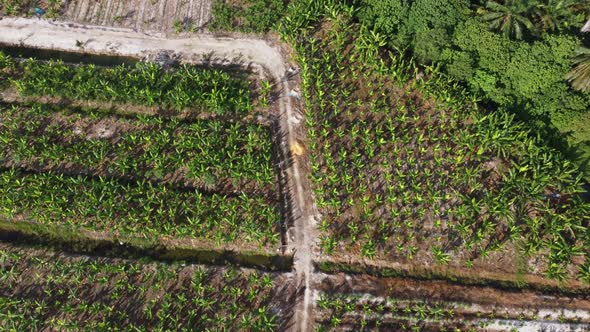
[0,18,284,75]
[0,16,317,331]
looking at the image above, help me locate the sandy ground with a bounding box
[316,273,590,331]
[0,16,317,331]
[0,18,284,75]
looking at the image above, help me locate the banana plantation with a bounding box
[279,0,590,283]
[1,0,590,330]
[0,50,284,250]
[0,103,276,195]
[0,52,255,115]
[0,243,294,330]
[0,38,296,329]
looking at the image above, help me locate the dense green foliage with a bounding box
[1,54,254,114]
[0,103,276,194]
[358,0,471,62]
[357,0,590,175]
[0,53,281,249]
[210,0,287,33]
[278,0,590,282]
[0,168,280,245]
[0,243,289,331]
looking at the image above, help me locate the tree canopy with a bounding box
[358,0,590,177]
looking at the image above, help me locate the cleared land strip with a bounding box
[0,17,315,331]
[61,0,212,35]
[315,273,590,331]
[0,18,285,76]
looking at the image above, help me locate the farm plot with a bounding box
[1,0,212,34]
[315,273,590,332]
[0,50,283,252]
[0,242,295,331]
[315,292,590,331]
[279,2,590,283]
[62,0,212,34]
[0,103,275,195]
[0,53,258,116]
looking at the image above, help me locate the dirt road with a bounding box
[0,17,317,331]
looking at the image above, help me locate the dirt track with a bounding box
[0,16,316,331]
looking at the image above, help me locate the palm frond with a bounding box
[566,47,590,93]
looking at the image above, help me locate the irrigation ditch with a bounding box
[0,218,293,271]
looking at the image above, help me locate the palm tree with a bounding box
[566,47,590,93]
[481,0,537,39]
[531,0,575,32]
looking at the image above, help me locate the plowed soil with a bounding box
[61,0,211,35]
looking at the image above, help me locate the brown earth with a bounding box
[61,0,212,35]
[315,273,590,330]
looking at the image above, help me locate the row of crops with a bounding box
[278,1,590,282]
[0,49,284,251]
[0,168,279,245]
[0,243,293,331]
[315,292,588,331]
[0,52,257,114]
[0,103,275,195]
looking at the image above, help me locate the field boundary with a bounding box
[316,258,590,295]
[0,218,293,271]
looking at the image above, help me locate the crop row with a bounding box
[0,243,294,331]
[0,167,280,246]
[316,293,467,331]
[279,1,590,282]
[0,102,276,195]
[0,51,256,114]
[315,292,587,331]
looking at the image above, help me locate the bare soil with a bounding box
[61,0,212,36]
[317,273,590,311]
[317,255,590,294]
[315,273,590,331]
